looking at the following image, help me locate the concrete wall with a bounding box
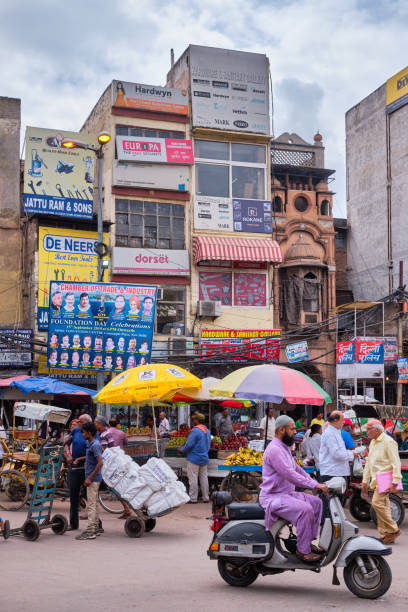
[346,83,408,300]
[0,97,23,326]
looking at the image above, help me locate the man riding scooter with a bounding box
[259,415,328,563]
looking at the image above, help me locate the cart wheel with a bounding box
[124,516,145,538]
[51,514,68,535]
[2,520,10,540]
[0,469,30,511]
[144,518,156,532]
[23,519,41,541]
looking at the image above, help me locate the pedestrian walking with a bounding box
[76,422,103,540]
[179,413,211,504]
[362,419,402,544]
[319,411,357,481]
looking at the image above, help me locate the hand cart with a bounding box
[10,444,68,541]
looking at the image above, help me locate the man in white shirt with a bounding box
[260,407,276,448]
[158,411,170,457]
[319,411,357,481]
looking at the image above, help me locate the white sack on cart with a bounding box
[139,457,177,492]
[102,448,135,486]
[114,472,146,500]
[128,485,154,510]
[146,480,189,516]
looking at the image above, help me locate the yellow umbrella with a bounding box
[94,363,202,405]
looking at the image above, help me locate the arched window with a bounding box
[303,272,318,312]
[320,199,330,216]
[272,196,282,212]
[294,196,308,212]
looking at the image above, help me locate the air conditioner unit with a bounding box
[304,313,319,324]
[197,300,222,317]
[168,337,194,356]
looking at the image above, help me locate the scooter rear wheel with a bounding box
[217,559,258,587]
[344,555,392,599]
[370,494,405,527]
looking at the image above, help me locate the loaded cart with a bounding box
[102,447,190,538]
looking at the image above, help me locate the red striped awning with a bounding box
[193,235,283,264]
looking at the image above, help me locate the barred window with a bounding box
[115,126,185,139]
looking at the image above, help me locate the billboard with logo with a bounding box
[112,80,189,115]
[200,329,280,362]
[112,247,190,276]
[116,136,194,164]
[194,196,233,231]
[23,127,96,219]
[189,45,269,133]
[233,199,272,233]
[47,281,157,373]
[113,162,190,192]
[38,227,109,330]
[386,66,408,114]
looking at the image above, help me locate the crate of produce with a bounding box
[402,468,408,492]
[164,447,180,458]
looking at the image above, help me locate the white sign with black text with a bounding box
[113,162,190,192]
[194,196,233,231]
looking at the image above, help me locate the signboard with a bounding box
[386,66,408,114]
[356,336,397,362]
[23,127,96,219]
[286,341,309,363]
[355,340,384,364]
[47,281,157,372]
[397,358,408,383]
[113,162,190,192]
[336,341,355,364]
[112,80,188,115]
[194,196,233,231]
[37,227,108,330]
[0,329,32,367]
[190,45,269,134]
[337,340,384,379]
[116,136,194,164]
[233,199,272,233]
[112,247,190,276]
[200,329,280,362]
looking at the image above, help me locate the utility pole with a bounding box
[396,261,407,406]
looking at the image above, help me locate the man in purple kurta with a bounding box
[260,415,328,563]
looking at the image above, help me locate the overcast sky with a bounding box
[1,0,408,216]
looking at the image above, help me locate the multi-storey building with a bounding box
[270,131,336,392]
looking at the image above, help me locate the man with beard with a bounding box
[259,415,328,563]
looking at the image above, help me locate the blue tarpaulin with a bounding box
[10,376,95,396]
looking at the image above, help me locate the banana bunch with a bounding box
[224,446,263,466]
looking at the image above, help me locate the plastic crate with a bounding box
[164,447,180,458]
[401,468,408,492]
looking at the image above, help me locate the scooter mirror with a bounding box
[325,477,347,494]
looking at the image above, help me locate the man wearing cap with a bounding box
[260,415,328,563]
[179,413,211,504]
[341,418,356,451]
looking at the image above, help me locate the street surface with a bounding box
[2,501,407,611]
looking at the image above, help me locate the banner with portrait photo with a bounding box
[47,281,157,373]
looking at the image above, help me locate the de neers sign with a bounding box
[112,247,190,276]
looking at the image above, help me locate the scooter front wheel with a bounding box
[217,559,258,587]
[344,555,392,599]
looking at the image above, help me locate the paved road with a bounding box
[1,501,407,611]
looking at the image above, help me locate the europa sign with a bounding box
[116,136,194,164]
[112,247,190,276]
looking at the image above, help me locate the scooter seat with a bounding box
[228,503,265,520]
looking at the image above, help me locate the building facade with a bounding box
[346,65,408,300]
[270,132,336,390]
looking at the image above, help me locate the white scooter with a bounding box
[208,478,392,599]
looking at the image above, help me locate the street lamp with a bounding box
[62,131,111,407]
[62,131,111,281]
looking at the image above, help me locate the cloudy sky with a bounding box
[1,0,408,215]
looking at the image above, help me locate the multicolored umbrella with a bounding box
[210,364,331,405]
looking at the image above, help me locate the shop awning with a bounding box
[193,235,283,264]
